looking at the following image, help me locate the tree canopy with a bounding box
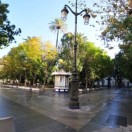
[93,0,132,47]
[0,1,21,48]
[0,37,57,86]
[94,0,132,82]
[49,18,67,48]
[1,0,132,87]
[58,32,113,88]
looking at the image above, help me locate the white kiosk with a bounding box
[52,70,71,92]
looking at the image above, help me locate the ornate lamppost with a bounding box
[61,0,90,109]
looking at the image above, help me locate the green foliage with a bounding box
[0,37,57,86]
[114,44,132,81]
[0,33,114,87]
[59,32,113,88]
[91,0,132,81]
[93,0,132,46]
[101,16,132,45]
[0,2,21,48]
[41,41,58,86]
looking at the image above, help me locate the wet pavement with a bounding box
[0,85,132,132]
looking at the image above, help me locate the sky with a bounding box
[0,0,120,58]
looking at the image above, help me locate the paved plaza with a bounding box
[0,85,132,132]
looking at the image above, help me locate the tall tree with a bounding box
[59,32,113,88]
[114,45,132,82]
[0,1,21,48]
[0,37,43,86]
[41,41,57,88]
[92,0,132,83]
[80,42,113,88]
[94,0,132,47]
[49,18,67,48]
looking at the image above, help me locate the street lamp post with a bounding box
[61,0,90,109]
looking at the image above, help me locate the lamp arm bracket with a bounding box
[77,9,87,16]
[65,5,76,15]
[65,5,87,16]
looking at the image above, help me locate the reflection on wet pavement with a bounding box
[106,115,127,127]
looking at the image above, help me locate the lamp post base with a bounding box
[69,79,79,109]
[69,99,79,109]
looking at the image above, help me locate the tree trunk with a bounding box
[33,74,36,86]
[97,80,100,88]
[43,78,46,90]
[24,71,27,86]
[19,75,21,85]
[43,73,48,90]
[13,74,17,84]
[39,76,47,94]
[56,29,59,48]
[85,74,88,90]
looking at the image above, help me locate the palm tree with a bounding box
[49,18,67,48]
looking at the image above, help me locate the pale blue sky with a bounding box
[0,0,120,58]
